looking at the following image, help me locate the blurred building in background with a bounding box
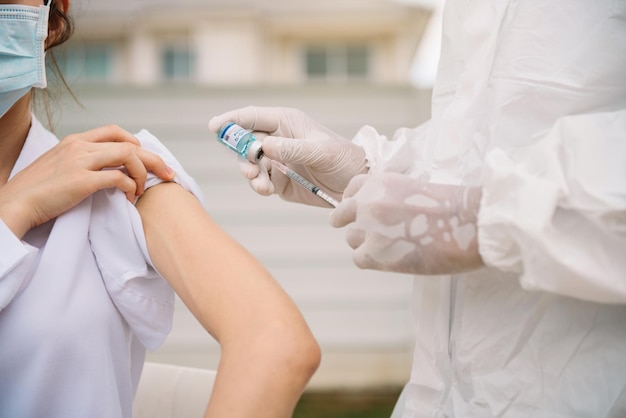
[50,0,439,391]
[59,0,430,86]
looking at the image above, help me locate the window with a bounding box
[304,44,370,82]
[55,42,114,83]
[346,45,369,77]
[161,41,194,82]
[305,46,328,78]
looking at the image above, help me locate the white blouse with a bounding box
[0,116,205,418]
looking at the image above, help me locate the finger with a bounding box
[208,114,234,134]
[345,226,365,250]
[238,158,261,180]
[352,235,392,272]
[92,169,137,202]
[329,195,358,228]
[66,127,174,183]
[268,159,290,197]
[261,136,322,165]
[250,131,269,142]
[64,125,140,146]
[352,248,377,271]
[249,158,274,196]
[208,111,243,133]
[209,106,282,134]
[250,177,274,196]
[87,143,164,196]
[351,234,386,271]
[342,174,369,199]
[134,146,174,182]
[117,146,148,196]
[209,107,267,133]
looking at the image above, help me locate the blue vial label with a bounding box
[220,123,247,149]
[217,122,258,159]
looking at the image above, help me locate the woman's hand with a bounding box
[0,125,174,239]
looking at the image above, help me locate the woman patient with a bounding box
[0,1,321,417]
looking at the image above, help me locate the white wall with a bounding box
[126,32,160,85]
[194,19,265,85]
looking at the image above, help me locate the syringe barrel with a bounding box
[284,170,317,193]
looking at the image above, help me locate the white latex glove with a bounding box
[330,173,485,275]
[208,106,368,207]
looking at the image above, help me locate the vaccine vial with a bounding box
[216,122,264,163]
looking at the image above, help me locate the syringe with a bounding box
[216,122,339,208]
[270,159,339,208]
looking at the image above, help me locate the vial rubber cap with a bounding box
[246,139,264,162]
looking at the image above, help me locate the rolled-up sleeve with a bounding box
[134,129,206,207]
[0,220,38,310]
[478,110,626,303]
[89,130,206,350]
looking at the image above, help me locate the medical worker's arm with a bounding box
[478,110,626,304]
[208,106,368,207]
[330,111,626,297]
[135,182,321,418]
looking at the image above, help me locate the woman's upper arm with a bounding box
[134,181,305,343]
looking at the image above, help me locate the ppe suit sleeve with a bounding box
[478,110,626,304]
[0,220,38,310]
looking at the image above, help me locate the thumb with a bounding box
[262,136,327,166]
[208,115,229,133]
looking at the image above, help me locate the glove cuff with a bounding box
[351,125,407,174]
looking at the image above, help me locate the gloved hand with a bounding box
[330,172,485,275]
[208,106,368,207]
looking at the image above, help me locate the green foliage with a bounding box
[294,389,401,418]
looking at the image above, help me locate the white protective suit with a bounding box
[348,0,626,416]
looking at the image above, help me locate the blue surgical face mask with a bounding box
[0,1,50,118]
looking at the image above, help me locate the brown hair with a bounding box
[37,0,77,130]
[47,0,74,50]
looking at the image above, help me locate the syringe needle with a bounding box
[271,160,339,208]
